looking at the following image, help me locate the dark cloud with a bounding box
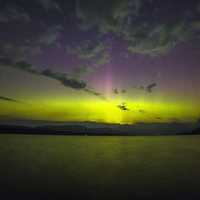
[135,82,157,93]
[113,88,127,95]
[14,61,38,74]
[0,57,14,66]
[0,58,106,99]
[37,0,63,13]
[41,69,87,90]
[113,88,119,94]
[0,5,31,23]
[146,82,157,93]
[84,88,107,100]
[139,86,145,90]
[139,109,146,113]
[1,58,86,90]
[76,0,200,55]
[0,96,23,104]
[117,102,130,111]
[121,89,126,93]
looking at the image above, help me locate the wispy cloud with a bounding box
[76,0,199,55]
[37,0,63,13]
[41,69,87,90]
[0,5,31,23]
[0,25,62,61]
[0,96,23,104]
[37,25,62,46]
[133,82,157,93]
[0,58,106,100]
[113,88,127,95]
[146,83,157,93]
[67,40,111,77]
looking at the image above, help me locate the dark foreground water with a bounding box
[0,134,200,200]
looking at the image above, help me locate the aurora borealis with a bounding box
[0,0,200,125]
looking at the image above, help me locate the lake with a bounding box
[0,134,200,199]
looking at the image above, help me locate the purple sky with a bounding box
[0,0,200,124]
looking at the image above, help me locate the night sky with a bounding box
[0,0,200,124]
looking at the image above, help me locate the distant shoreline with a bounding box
[0,124,199,136]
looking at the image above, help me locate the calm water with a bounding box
[0,134,200,199]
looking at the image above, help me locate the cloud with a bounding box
[113,88,127,95]
[146,83,157,93]
[1,58,106,99]
[117,102,130,111]
[0,43,44,62]
[37,0,63,13]
[126,22,192,55]
[113,88,119,94]
[135,82,157,93]
[67,40,106,59]
[197,3,200,13]
[41,69,87,90]
[0,5,31,23]
[0,57,14,66]
[2,60,87,90]
[121,89,126,93]
[156,117,162,120]
[71,51,110,78]
[139,109,146,114]
[28,46,43,56]
[14,61,38,74]
[0,96,23,104]
[0,24,61,61]
[40,68,107,99]
[67,40,111,77]
[37,25,62,46]
[84,88,107,100]
[72,65,94,78]
[76,0,200,55]
[1,44,28,62]
[0,58,86,90]
[95,51,110,66]
[76,0,130,33]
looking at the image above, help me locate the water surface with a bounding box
[0,134,200,199]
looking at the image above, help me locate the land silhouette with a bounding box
[0,121,199,136]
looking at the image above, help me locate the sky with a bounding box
[0,0,200,125]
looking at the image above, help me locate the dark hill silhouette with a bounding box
[190,127,200,135]
[0,122,199,136]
